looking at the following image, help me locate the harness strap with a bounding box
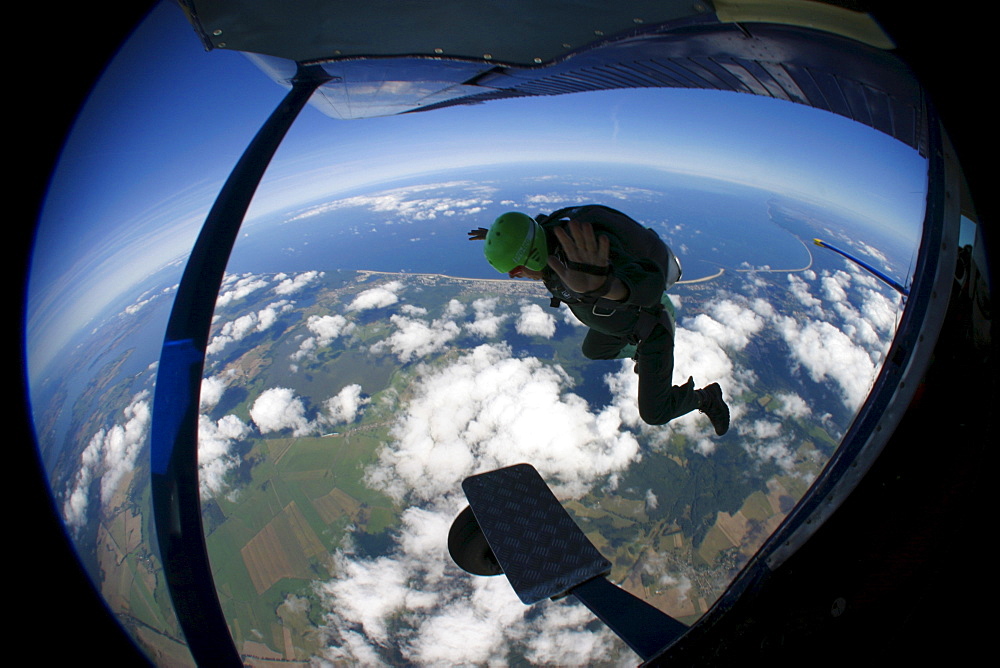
[565,260,611,276]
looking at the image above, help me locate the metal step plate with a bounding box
[462,463,611,604]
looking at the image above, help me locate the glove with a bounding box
[468,227,488,241]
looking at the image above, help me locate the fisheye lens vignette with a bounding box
[24,3,942,666]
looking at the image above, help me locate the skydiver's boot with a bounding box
[696,383,730,436]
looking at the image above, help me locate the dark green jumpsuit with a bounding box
[538,205,701,425]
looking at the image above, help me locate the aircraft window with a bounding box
[27,3,931,665]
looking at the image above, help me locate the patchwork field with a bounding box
[241,502,324,594]
[208,425,397,656]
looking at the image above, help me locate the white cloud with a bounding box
[97,395,150,505]
[256,299,293,331]
[523,603,621,666]
[347,280,404,311]
[737,419,797,474]
[444,299,465,318]
[317,494,623,666]
[372,314,460,363]
[63,392,151,530]
[200,374,228,411]
[786,273,821,310]
[198,414,250,499]
[516,303,557,338]
[124,294,156,315]
[774,392,811,419]
[465,297,508,338]
[207,300,292,356]
[602,361,643,429]
[291,313,357,363]
[274,270,323,295]
[323,384,370,425]
[216,274,268,308]
[775,315,875,410]
[400,304,428,316]
[687,299,763,350]
[820,270,850,303]
[63,432,100,530]
[860,287,900,334]
[287,182,498,224]
[250,387,314,436]
[310,313,355,344]
[365,343,639,503]
[525,193,576,205]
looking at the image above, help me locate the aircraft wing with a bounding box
[178,0,923,159]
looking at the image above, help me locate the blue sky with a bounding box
[26,0,927,380]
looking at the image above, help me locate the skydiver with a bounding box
[469,205,730,434]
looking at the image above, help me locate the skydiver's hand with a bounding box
[548,220,614,294]
[468,227,488,241]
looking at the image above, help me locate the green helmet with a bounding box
[483,212,548,273]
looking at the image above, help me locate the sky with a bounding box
[26,0,927,381]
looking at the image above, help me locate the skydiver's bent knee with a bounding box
[637,378,701,426]
[639,405,671,426]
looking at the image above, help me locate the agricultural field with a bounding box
[207,425,397,658]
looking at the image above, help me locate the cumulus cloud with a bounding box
[216,273,268,308]
[317,344,636,663]
[775,315,875,410]
[292,313,356,362]
[687,299,763,350]
[366,343,640,503]
[273,270,323,295]
[323,384,370,425]
[372,314,461,363]
[786,273,821,310]
[347,280,403,311]
[516,303,557,338]
[317,501,622,666]
[200,374,229,411]
[465,297,508,338]
[737,419,797,474]
[859,287,900,334]
[198,414,250,499]
[645,488,659,510]
[309,314,354,344]
[258,299,294,328]
[248,384,374,438]
[250,387,314,436]
[63,392,151,530]
[207,300,293,356]
[820,270,850,303]
[525,193,575,205]
[774,392,811,419]
[400,304,428,316]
